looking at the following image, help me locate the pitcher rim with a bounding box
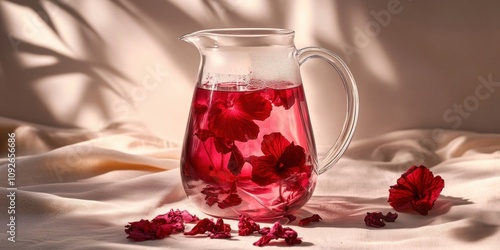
[184,28,294,38]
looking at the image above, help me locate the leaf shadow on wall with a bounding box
[0,1,130,127]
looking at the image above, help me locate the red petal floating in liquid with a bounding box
[227,146,245,176]
[251,133,307,187]
[208,92,271,142]
[217,193,243,209]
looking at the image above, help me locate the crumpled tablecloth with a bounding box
[1,117,499,249]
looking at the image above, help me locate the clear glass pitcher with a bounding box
[179,28,359,220]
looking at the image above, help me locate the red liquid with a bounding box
[181,82,317,220]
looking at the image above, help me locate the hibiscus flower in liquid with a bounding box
[208,91,272,142]
[189,91,272,181]
[250,132,312,209]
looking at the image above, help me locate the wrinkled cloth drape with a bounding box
[1,117,499,249]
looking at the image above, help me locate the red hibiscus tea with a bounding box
[181,82,318,220]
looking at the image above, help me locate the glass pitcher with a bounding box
[179,28,358,220]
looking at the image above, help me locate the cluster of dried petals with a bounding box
[364,165,445,227]
[364,212,398,228]
[254,221,302,247]
[298,214,322,226]
[388,165,445,215]
[126,209,321,246]
[125,209,198,241]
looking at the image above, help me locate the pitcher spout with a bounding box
[180,28,295,49]
[179,32,200,44]
[179,30,219,49]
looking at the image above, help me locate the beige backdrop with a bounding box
[1,0,500,147]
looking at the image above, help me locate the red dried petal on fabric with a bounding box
[388,165,445,215]
[209,218,232,239]
[258,227,271,235]
[125,209,201,241]
[383,212,398,222]
[208,92,272,142]
[238,215,261,236]
[364,212,398,228]
[125,220,160,241]
[184,218,214,236]
[153,209,199,224]
[254,221,302,246]
[217,193,243,209]
[283,214,297,223]
[253,234,276,246]
[154,218,184,233]
[125,219,175,241]
[282,227,302,245]
[298,214,322,226]
[251,133,308,186]
[364,212,386,228]
[156,223,174,238]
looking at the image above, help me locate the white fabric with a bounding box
[1,118,499,249]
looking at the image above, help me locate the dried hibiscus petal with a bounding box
[298,214,322,226]
[238,215,261,236]
[184,218,232,239]
[281,227,301,245]
[125,219,166,241]
[209,218,232,239]
[364,212,398,228]
[254,234,276,247]
[383,211,398,222]
[125,209,200,241]
[184,218,214,236]
[152,209,198,233]
[253,221,302,246]
[388,165,445,215]
[364,212,386,228]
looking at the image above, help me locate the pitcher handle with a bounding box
[296,47,359,175]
